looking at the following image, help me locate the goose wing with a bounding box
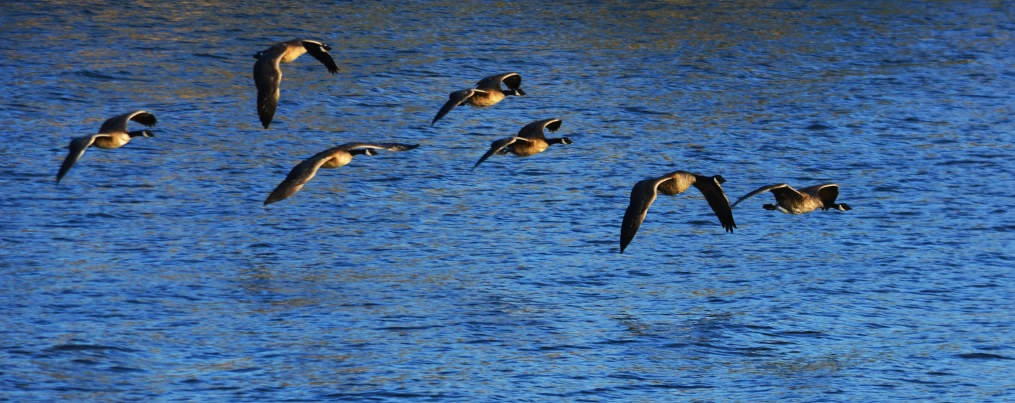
[518,118,562,140]
[473,137,526,169]
[431,88,478,125]
[337,142,421,152]
[620,177,666,253]
[56,134,102,183]
[731,183,793,209]
[263,148,340,205]
[768,185,807,207]
[476,72,521,90]
[812,183,841,209]
[253,51,283,129]
[691,175,736,233]
[264,143,419,205]
[98,111,156,134]
[300,40,339,74]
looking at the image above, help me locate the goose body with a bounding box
[620,171,736,253]
[731,183,851,214]
[253,39,340,129]
[432,72,525,125]
[473,118,572,169]
[264,142,418,205]
[56,110,157,184]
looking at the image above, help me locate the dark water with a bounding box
[2,1,1014,401]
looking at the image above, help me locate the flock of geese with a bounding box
[54,38,852,254]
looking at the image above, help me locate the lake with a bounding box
[1,1,1013,401]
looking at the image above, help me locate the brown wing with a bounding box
[476,72,521,90]
[98,111,156,134]
[518,118,562,140]
[56,134,103,184]
[265,160,318,205]
[338,142,421,152]
[253,51,283,129]
[731,183,793,209]
[263,148,342,205]
[620,177,664,253]
[691,175,736,233]
[768,185,806,207]
[300,40,339,74]
[813,184,841,210]
[500,73,522,91]
[431,89,476,125]
[473,137,525,169]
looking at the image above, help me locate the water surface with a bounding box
[2,1,1014,401]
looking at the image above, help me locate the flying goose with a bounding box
[431,72,525,125]
[56,110,157,184]
[731,183,852,214]
[620,171,736,253]
[264,142,419,205]
[472,118,572,169]
[253,39,340,129]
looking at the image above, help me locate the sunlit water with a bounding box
[2,1,1014,401]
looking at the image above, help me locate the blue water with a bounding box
[2,1,1014,401]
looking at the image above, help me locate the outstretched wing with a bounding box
[473,137,525,169]
[692,176,736,233]
[431,89,477,125]
[300,40,339,74]
[476,72,521,90]
[500,73,522,91]
[731,183,791,209]
[98,111,156,134]
[264,143,419,205]
[254,55,282,129]
[620,177,663,253]
[263,157,323,205]
[56,135,102,183]
[518,118,562,140]
[264,146,347,206]
[339,142,421,152]
[813,184,840,210]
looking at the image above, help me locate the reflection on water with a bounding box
[2,0,1014,401]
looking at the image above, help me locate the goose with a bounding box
[472,118,572,169]
[56,110,157,184]
[431,72,525,125]
[253,39,340,129]
[731,183,852,214]
[264,142,419,205]
[620,171,736,253]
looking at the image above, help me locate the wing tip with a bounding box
[620,235,633,254]
[264,193,283,205]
